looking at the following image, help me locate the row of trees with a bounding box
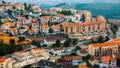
[32,38,79,48]
[52,38,78,48]
[84,36,110,45]
[0,39,23,56]
[58,10,73,15]
[95,35,109,43]
[24,3,33,12]
[109,22,118,35]
[63,38,78,47]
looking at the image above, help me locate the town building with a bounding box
[77,48,88,57]
[50,7,62,12]
[38,60,72,68]
[99,55,116,68]
[14,3,25,10]
[12,48,49,68]
[63,56,82,66]
[0,57,14,68]
[31,48,50,60]
[51,47,64,56]
[30,37,67,45]
[62,15,108,40]
[89,38,120,56]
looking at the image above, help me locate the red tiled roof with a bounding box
[54,47,63,51]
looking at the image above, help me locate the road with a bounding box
[77,40,90,48]
[49,55,61,62]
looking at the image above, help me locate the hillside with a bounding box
[39,3,120,19]
[54,3,76,9]
[75,3,120,19]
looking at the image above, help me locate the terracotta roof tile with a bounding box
[0,57,7,63]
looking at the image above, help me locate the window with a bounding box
[66,27,68,33]
[98,24,100,30]
[71,27,73,33]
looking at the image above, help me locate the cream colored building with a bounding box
[89,38,120,56]
[63,15,108,40]
[12,48,49,68]
[14,3,25,10]
[0,57,14,68]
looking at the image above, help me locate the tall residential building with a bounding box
[89,38,120,56]
[62,15,108,40]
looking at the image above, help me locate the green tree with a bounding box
[110,23,118,35]
[17,45,23,51]
[9,39,15,45]
[12,6,16,9]
[93,64,100,68]
[0,45,7,56]
[103,67,107,68]
[72,38,78,45]
[36,42,41,48]
[60,24,64,32]
[24,3,27,10]
[87,61,92,67]
[2,1,6,6]
[18,36,25,42]
[63,40,70,47]
[7,9,12,15]
[52,44,56,48]
[98,36,104,43]
[59,10,72,15]
[32,41,41,47]
[0,43,17,56]
[49,27,54,33]
[55,39,61,47]
[117,58,120,67]
[7,44,16,54]
[105,36,109,42]
[83,54,91,62]
[76,46,81,50]
[80,14,86,22]
[27,4,32,11]
[20,10,24,15]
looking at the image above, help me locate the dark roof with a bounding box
[30,37,67,42]
[38,60,73,68]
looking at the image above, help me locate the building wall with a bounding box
[89,44,118,56]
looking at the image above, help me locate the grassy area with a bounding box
[83,41,91,45]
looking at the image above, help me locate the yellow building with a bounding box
[84,11,92,22]
[89,38,120,56]
[0,31,30,45]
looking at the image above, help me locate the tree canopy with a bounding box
[49,27,54,33]
[58,10,73,15]
[98,35,104,43]
[76,46,81,50]
[72,38,78,45]
[55,39,61,47]
[63,40,70,47]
